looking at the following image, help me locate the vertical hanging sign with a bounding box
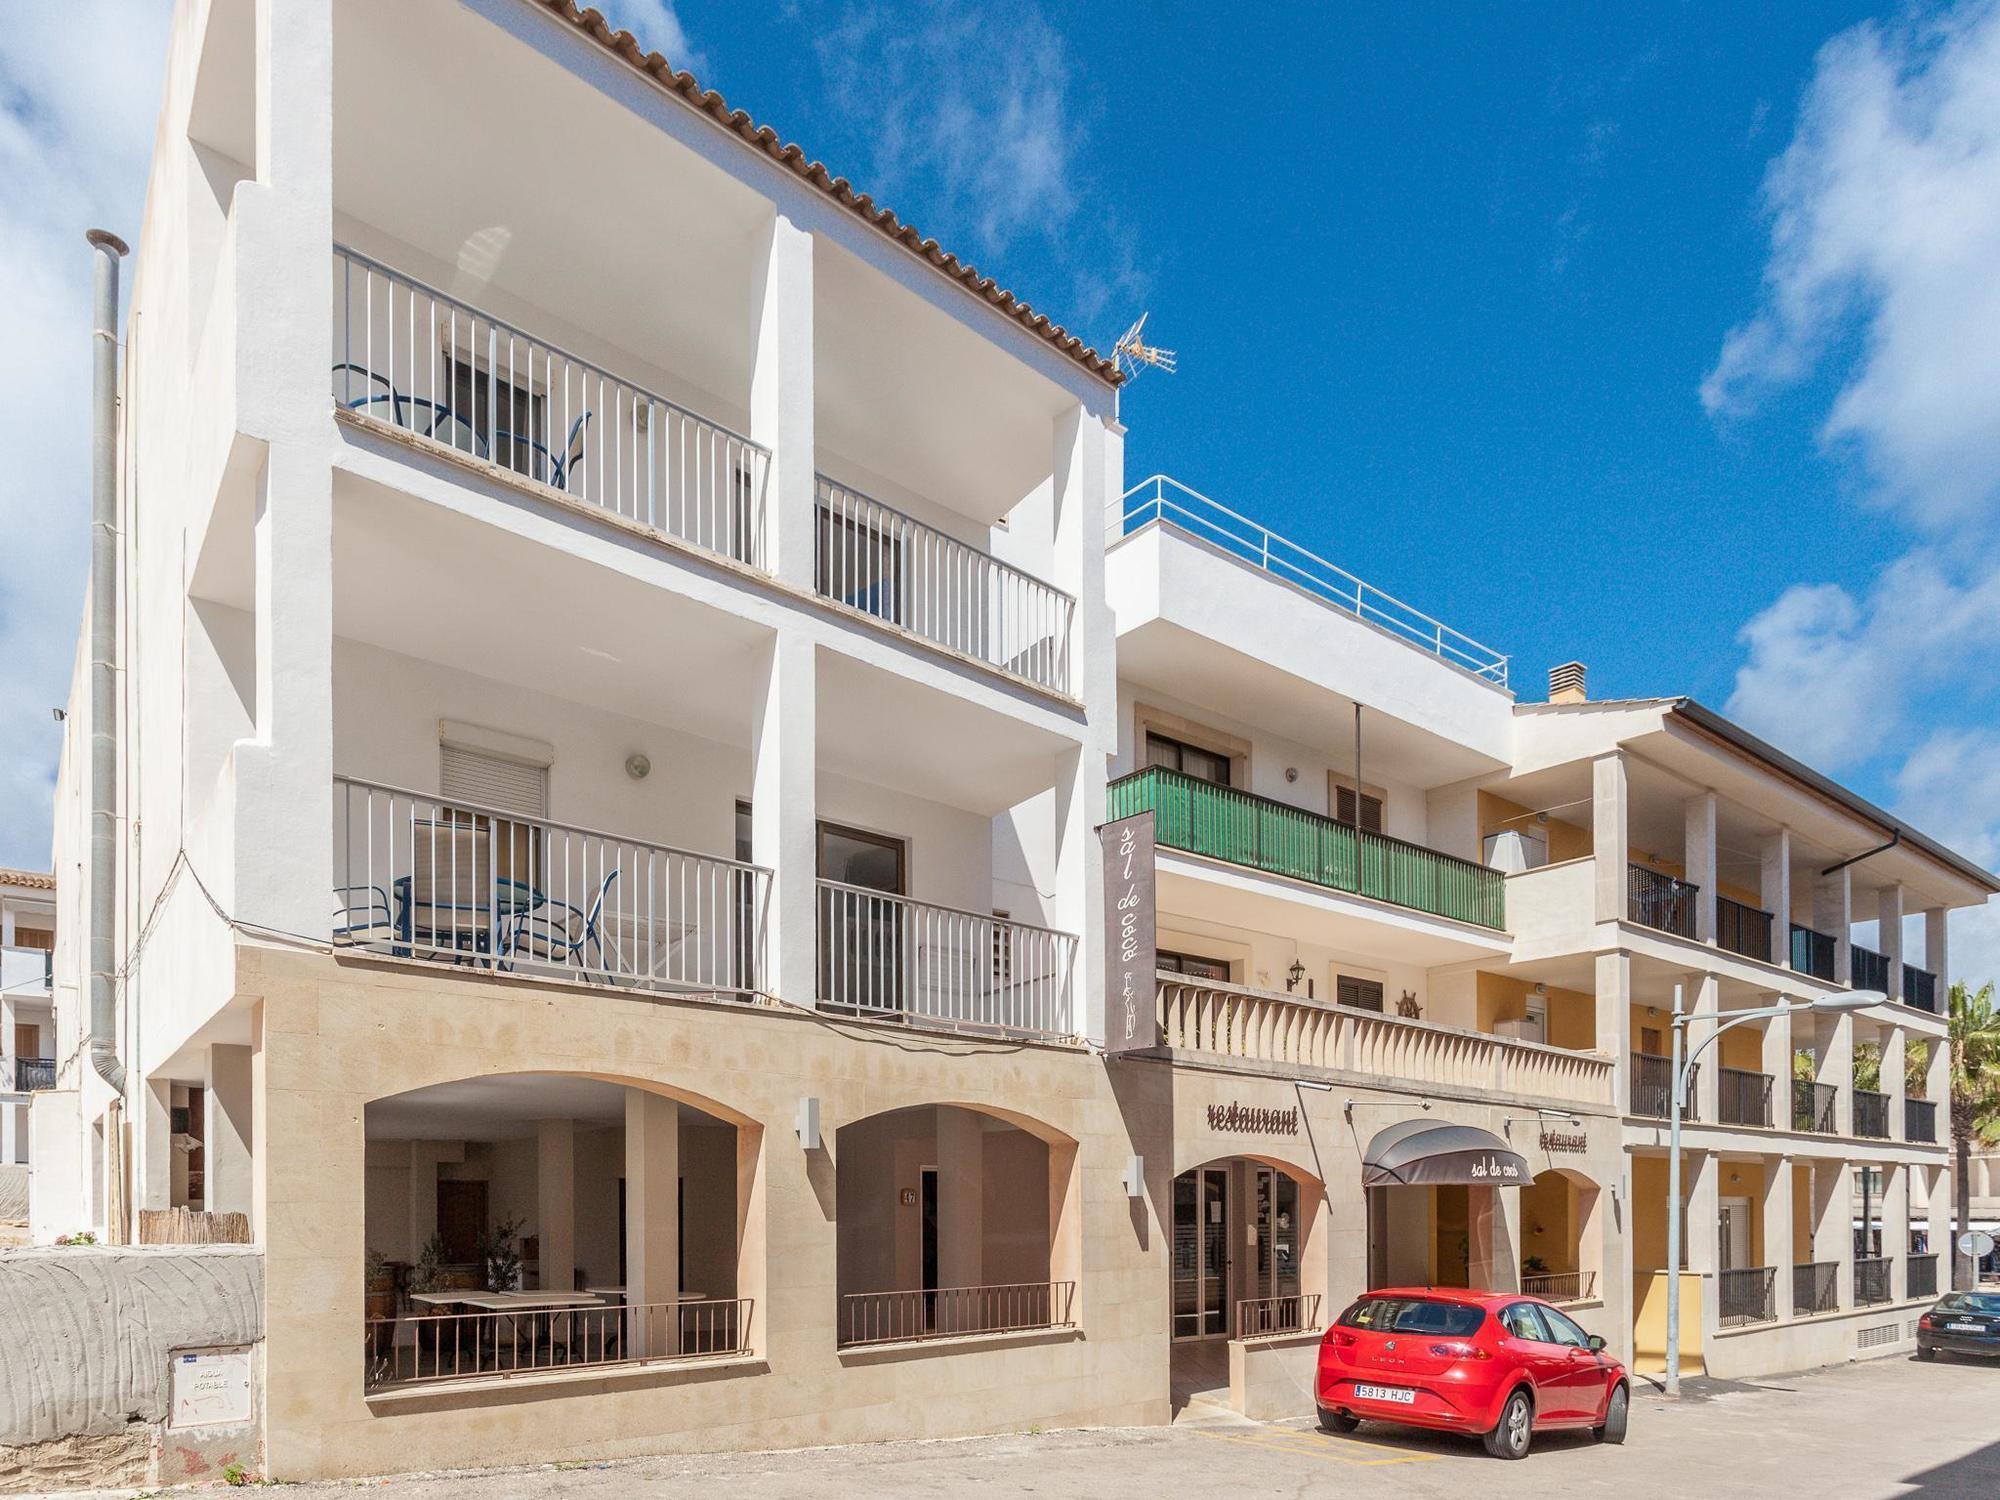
[1101,809,1158,1053]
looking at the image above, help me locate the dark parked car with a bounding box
[1917,1291,2000,1361]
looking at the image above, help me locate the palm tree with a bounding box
[1948,980,2000,1288]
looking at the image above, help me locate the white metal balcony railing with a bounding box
[815,880,1076,1040]
[1114,475,1510,687]
[332,777,769,999]
[815,475,1074,693]
[332,245,769,568]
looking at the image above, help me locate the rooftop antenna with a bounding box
[1113,312,1176,381]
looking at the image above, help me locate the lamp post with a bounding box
[1663,983,1884,1395]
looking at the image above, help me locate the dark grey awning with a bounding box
[1362,1120,1529,1188]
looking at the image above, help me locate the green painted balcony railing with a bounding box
[1105,767,1506,930]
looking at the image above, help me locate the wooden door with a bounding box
[437,1180,488,1265]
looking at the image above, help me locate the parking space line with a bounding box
[1193,1427,1442,1467]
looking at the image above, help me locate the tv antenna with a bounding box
[1113,312,1177,381]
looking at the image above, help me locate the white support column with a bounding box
[937,1107,985,1300]
[1818,1011,1855,1137]
[750,213,816,588]
[1761,996,1793,1129]
[1926,1162,1952,1270]
[1053,744,1104,1043]
[1812,1162,1853,1309]
[1878,884,1905,1003]
[1814,866,1852,987]
[0,1100,15,1168]
[1596,951,1633,1115]
[1685,792,1718,944]
[204,1044,255,1220]
[1052,403,1111,703]
[1761,829,1793,967]
[1882,1027,1907,1142]
[1688,973,1721,1125]
[1925,906,1949,991]
[625,1090,680,1355]
[750,633,816,1008]
[536,1118,575,1293]
[1592,754,1629,925]
[1884,1162,1909,1302]
[1765,1154,1794,1317]
[1686,1150,1719,1276]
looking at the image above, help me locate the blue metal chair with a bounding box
[332,883,395,945]
[332,362,464,444]
[503,868,620,975]
[494,411,591,491]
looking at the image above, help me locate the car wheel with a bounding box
[1593,1383,1628,1445]
[1916,1346,1938,1362]
[1317,1408,1360,1434]
[1483,1388,1533,1460]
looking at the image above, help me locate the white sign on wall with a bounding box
[169,1345,254,1429]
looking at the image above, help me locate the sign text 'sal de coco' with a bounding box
[1100,811,1157,1054]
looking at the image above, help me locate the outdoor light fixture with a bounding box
[625,753,652,780]
[1286,958,1306,992]
[1123,1154,1145,1200]
[796,1096,821,1151]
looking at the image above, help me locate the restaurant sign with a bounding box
[1207,1103,1300,1136]
[1101,810,1158,1054]
[1538,1130,1588,1155]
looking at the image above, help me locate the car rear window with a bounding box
[1937,1293,2000,1316]
[1338,1297,1486,1337]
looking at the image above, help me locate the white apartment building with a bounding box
[32,0,1998,1481]
[0,870,57,1222]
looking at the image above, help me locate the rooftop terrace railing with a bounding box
[1113,476,1509,687]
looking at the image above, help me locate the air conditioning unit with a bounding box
[1483,830,1548,874]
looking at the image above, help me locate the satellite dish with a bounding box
[1113,312,1177,381]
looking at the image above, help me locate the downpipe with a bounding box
[87,227,128,1103]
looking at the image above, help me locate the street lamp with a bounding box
[1663,984,1885,1395]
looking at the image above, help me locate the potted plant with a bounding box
[364,1249,397,1321]
[408,1233,447,1306]
[480,1215,526,1293]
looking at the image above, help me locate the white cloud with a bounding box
[618,0,708,77]
[0,0,169,869]
[1711,0,2000,991]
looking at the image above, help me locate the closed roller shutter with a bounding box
[439,744,548,818]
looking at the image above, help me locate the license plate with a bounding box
[1947,1322,1986,1333]
[1353,1383,1416,1405]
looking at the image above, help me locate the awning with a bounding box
[1362,1120,1529,1188]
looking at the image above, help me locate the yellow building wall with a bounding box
[1794,1163,1813,1258]
[1717,1158,1768,1264]
[1719,1026,1766,1072]
[1476,972,1595,1050]
[1477,791,1590,863]
[1519,1174,1579,1275]
[1633,1272,1705,1376]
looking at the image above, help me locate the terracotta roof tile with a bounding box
[0,869,54,892]
[539,2,1121,387]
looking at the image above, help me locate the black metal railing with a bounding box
[1629,864,1700,939]
[1793,1078,1837,1134]
[1855,1256,1892,1307]
[1632,1052,1695,1120]
[1853,1089,1890,1139]
[1794,1261,1839,1315]
[1850,944,1890,993]
[1903,964,1938,1012]
[13,1057,54,1092]
[1791,924,1837,981]
[1718,1066,1773,1127]
[1717,1266,1777,1326]
[1906,1098,1938,1143]
[1909,1254,1939,1300]
[1716,897,1774,961]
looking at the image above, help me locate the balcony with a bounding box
[1855,1256,1892,1307]
[1236,1293,1324,1339]
[1154,975,1614,1107]
[1716,897,1774,962]
[814,476,1073,693]
[1521,1270,1597,1305]
[12,1058,54,1093]
[1907,1098,1938,1143]
[332,245,770,572]
[1718,1266,1777,1327]
[1793,1079,1837,1134]
[815,882,1076,1040]
[1791,924,1837,982]
[332,776,769,1000]
[1909,1253,1940,1300]
[1851,943,1890,993]
[1794,1261,1839,1316]
[1627,865,1698,940]
[1631,1052,1695,1120]
[838,1282,1076,1348]
[1106,767,1505,930]
[1718,1067,1773,1128]
[1853,1089,1891,1139]
[1904,964,1939,1013]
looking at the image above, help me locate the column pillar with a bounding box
[1878,884,1905,1002]
[1812,1162,1853,1309]
[1053,744,1106,1043]
[625,1090,680,1354]
[1592,753,1629,925]
[536,1118,575,1293]
[1761,996,1793,1130]
[749,213,816,587]
[750,633,816,1007]
[1468,1185,1522,1293]
[1817,1011,1855,1137]
[1814,866,1852,986]
[1764,1154,1794,1318]
[1595,951,1633,1115]
[1685,791,1718,944]
[0,1100,15,1168]
[204,1043,254,1219]
[1882,1027,1907,1142]
[1927,1162,1953,1282]
[1884,1161,1909,1302]
[1925,906,1950,992]
[1685,1151,1721,1352]
[1687,974,1721,1125]
[1761,829,1793,967]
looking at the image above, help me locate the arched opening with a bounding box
[1520,1168,1604,1306]
[361,1072,760,1387]
[834,1104,1078,1346]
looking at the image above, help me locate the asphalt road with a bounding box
[103,1353,2000,1498]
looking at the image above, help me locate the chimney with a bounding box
[1549,661,1588,705]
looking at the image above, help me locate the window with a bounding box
[1499,1303,1552,1342]
[1640,1027,1664,1057]
[1337,976,1385,1013]
[1145,732,1231,787]
[443,352,544,481]
[817,505,903,624]
[435,739,550,905]
[1339,1296,1485,1337]
[1537,1305,1592,1348]
[1334,784,1384,834]
[1159,949,1231,982]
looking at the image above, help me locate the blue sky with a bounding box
[1,0,1996,980]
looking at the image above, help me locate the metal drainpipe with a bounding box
[87,228,129,1100]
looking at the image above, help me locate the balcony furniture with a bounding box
[331,362,457,438]
[1631,1052,1695,1120]
[1909,1254,1940,1301]
[1906,1098,1938,1143]
[1903,964,1939,1012]
[1794,1261,1839,1316]
[506,870,621,976]
[1854,1256,1892,1307]
[1717,1066,1773,1127]
[1716,897,1774,961]
[1627,864,1699,939]
[1793,1078,1837,1134]
[332,882,396,944]
[1790,923,1837,982]
[1717,1266,1776,1326]
[1852,1089,1890,1139]
[1850,944,1890,994]
[1105,766,1505,929]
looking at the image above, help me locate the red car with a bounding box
[1316,1288,1628,1459]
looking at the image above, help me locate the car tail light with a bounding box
[1430,1341,1490,1361]
[1918,1314,1934,1332]
[1332,1330,1358,1348]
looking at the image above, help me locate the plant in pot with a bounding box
[480,1215,527,1293]
[409,1233,447,1309]
[364,1249,397,1321]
